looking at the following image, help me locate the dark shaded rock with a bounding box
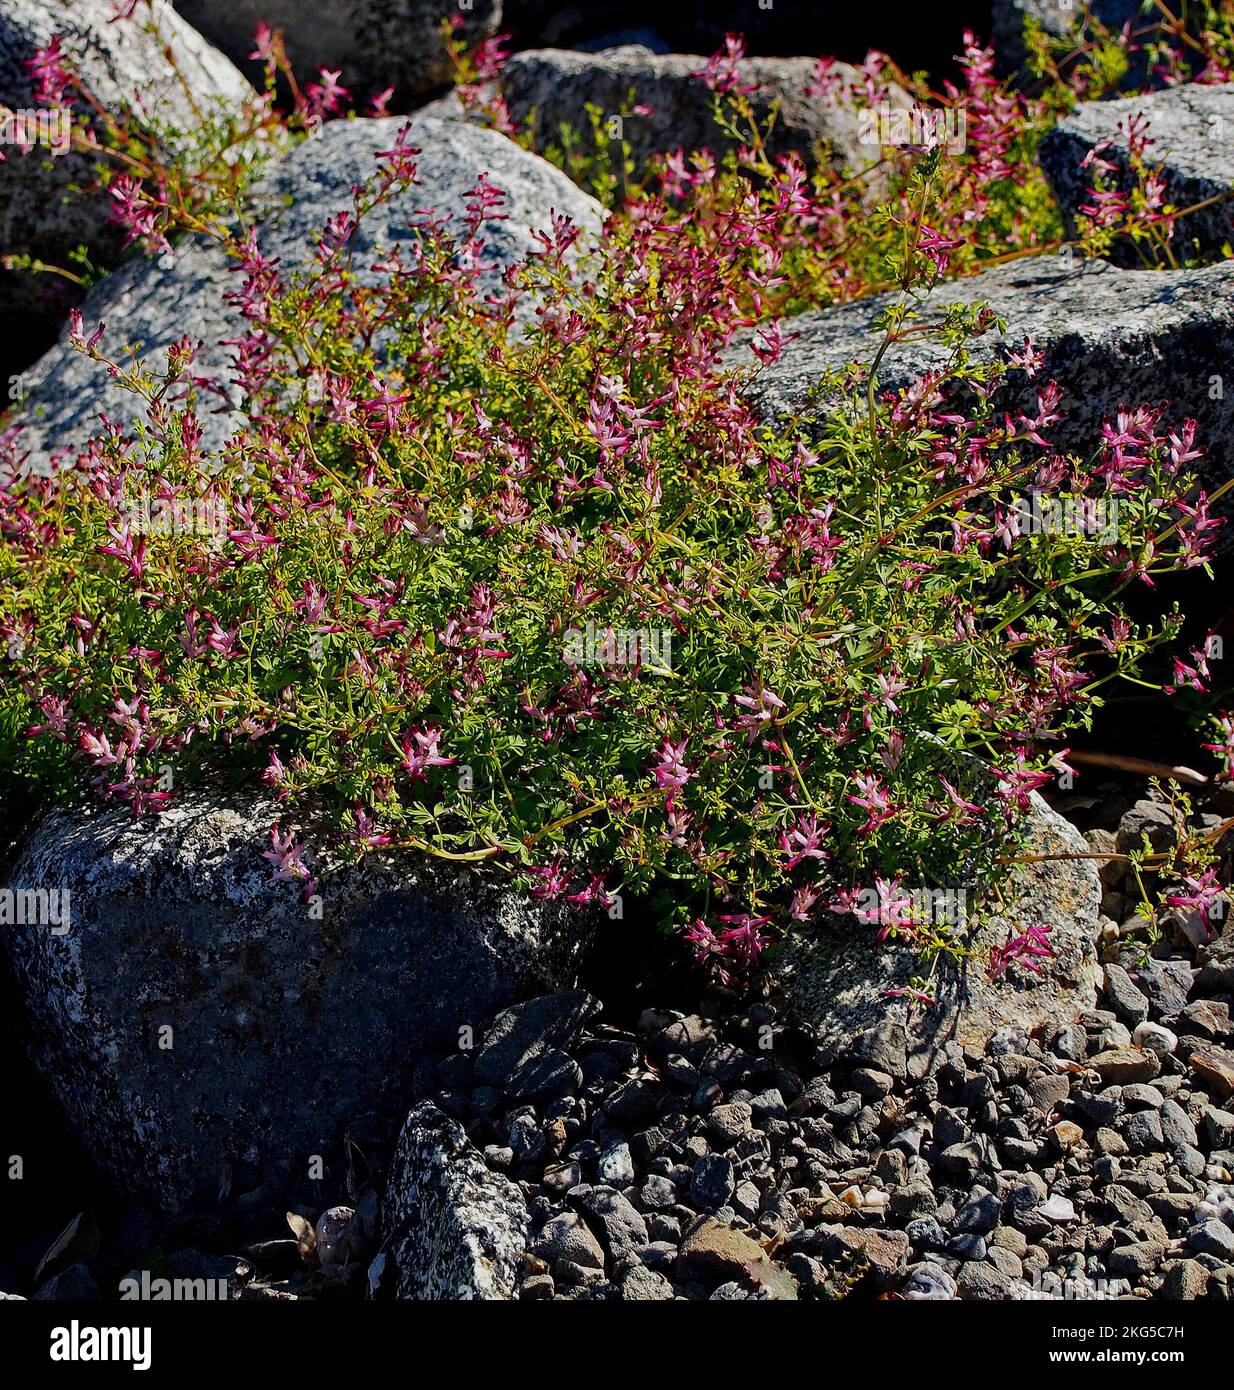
[1159,1099,1199,1151]
[1028,1072,1070,1115]
[906,1218,949,1252]
[507,1050,583,1102]
[1130,958,1193,1020]
[844,1023,908,1078]
[33,1263,102,1301]
[579,1038,640,1081]
[1196,929,1234,995]
[604,1078,667,1125]
[476,992,601,1087]
[537,1211,605,1271]
[578,1187,649,1261]
[1180,999,1232,1040]
[501,45,906,182]
[3,795,586,1207]
[690,1154,735,1211]
[1103,964,1149,1028]
[1203,1106,1234,1150]
[939,1141,986,1183]
[1108,1241,1166,1279]
[954,1190,1002,1236]
[172,0,500,102]
[1119,1110,1166,1154]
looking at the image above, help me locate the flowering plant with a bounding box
[0,18,1229,984]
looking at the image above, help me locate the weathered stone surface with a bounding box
[2,794,587,1207]
[1104,963,1150,1028]
[383,1102,529,1299]
[1198,926,1234,995]
[815,1225,910,1290]
[1191,1044,1234,1097]
[476,991,601,1087]
[729,253,1234,533]
[172,0,500,103]
[11,114,603,465]
[676,1216,797,1297]
[0,0,252,336]
[32,1263,102,1301]
[1090,1047,1162,1085]
[1040,83,1234,262]
[1160,1257,1210,1300]
[774,788,1100,1059]
[501,45,905,183]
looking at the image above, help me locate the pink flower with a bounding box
[262,825,311,881]
[992,748,1052,815]
[249,22,277,63]
[28,38,72,108]
[716,912,772,966]
[1164,869,1225,935]
[399,725,456,781]
[917,225,963,276]
[1204,712,1234,779]
[847,770,894,835]
[1005,336,1044,378]
[732,679,786,740]
[778,813,829,870]
[693,34,757,96]
[528,855,572,901]
[988,923,1056,980]
[351,806,393,852]
[682,917,724,965]
[261,750,291,798]
[934,776,984,826]
[651,737,691,797]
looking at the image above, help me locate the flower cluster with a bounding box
[0,24,1227,986]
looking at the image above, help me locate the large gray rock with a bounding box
[1041,83,1234,263]
[729,253,1234,530]
[774,787,1102,1060]
[501,45,905,183]
[11,114,603,466]
[2,794,588,1208]
[383,1102,529,1299]
[0,0,252,335]
[172,0,500,103]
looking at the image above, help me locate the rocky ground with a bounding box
[12,781,1231,1305]
[396,976,1234,1303]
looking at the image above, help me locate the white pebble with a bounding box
[1037,1195,1077,1224]
[1131,1021,1178,1055]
